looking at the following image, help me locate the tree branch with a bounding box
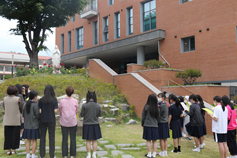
[38,14,51,48]
[20,20,32,53]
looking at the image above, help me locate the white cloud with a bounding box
[0,17,55,57]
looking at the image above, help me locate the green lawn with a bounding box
[0,123,226,158]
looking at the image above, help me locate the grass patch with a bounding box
[0,123,228,158]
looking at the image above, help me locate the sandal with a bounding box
[6,151,11,156]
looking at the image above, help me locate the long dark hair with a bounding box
[41,85,56,104]
[189,94,198,103]
[26,91,38,114]
[15,84,22,95]
[178,96,184,102]
[169,94,180,107]
[213,96,225,111]
[145,94,159,118]
[22,84,30,100]
[86,91,97,103]
[222,95,234,110]
[196,95,205,115]
[158,92,166,100]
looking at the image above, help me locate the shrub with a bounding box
[232,95,237,102]
[129,105,136,118]
[143,60,165,69]
[175,68,202,85]
[4,75,13,80]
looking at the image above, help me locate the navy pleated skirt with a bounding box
[170,121,182,139]
[186,124,204,138]
[83,124,102,140]
[22,129,40,139]
[143,126,159,140]
[158,123,170,139]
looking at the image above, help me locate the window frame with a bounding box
[93,21,98,45]
[76,27,84,50]
[61,34,64,54]
[128,7,133,35]
[115,12,120,39]
[68,31,71,53]
[71,15,75,22]
[143,0,156,32]
[180,0,192,4]
[181,36,195,53]
[108,0,114,6]
[103,17,109,42]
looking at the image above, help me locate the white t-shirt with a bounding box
[212,104,228,134]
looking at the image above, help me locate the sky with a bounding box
[0,17,55,57]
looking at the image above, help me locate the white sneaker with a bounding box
[20,140,25,145]
[92,155,96,158]
[182,133,186,137]
[200,144,204,149]
[157,151,165,157]
[202,142,205,146]
[85,156,91,158]
[192,148,200,152]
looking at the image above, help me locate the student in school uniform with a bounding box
[222,95,237,158]
[207,96,228,158]
[196,95,206,148]
[168,94,183,153]
[178,96,186,137]
[184,94,204,152]
[157,93,169,157]
[80,91,102,158]
[22,91,40,158]
[142,94,160,158]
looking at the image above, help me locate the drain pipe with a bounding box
[158,41,170,68]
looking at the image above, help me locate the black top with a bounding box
[169,104,182,122]
[38,98,58,122]
[185,102,203,126]
[198,103,206,118]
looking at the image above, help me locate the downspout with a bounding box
[158,40,170,68]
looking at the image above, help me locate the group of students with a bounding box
[141,93,237,158]
[2,84,102,158]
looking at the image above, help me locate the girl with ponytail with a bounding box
[80,91,102,158]
[168,94,183,153]
[185,94,204,152]
[207,96,228,158]
[22,91,39,158]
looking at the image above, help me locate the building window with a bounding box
[181,36,195,52]
[103,17,108,42]
[93,21,98,45]
[143,0,156,32]
[180,0,192,4]
[76,27,83,50]
[61,34,64,54]
[236,26,237,43]
[128,7,133,35]
[108,0,114,5]
[71,15,75,22]
[0,65,3,71]
[68,31,71,52]
[0,75,3,80]
[5,66,11,72]
[115,12,120,39]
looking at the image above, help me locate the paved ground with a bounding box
[16,138,170,157]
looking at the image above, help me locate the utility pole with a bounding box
[11,55,14,77]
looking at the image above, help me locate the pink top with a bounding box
[59,97,78,127]
[226,105,237,130]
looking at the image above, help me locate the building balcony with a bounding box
[80,0,98,19]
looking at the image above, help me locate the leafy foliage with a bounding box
[4,75,13,80]
[232,95,237,102]
[143,60,165,69]
[0,74,125,103]
[0,0,87,66]
[14,63,86,77]
[175,68,202,85]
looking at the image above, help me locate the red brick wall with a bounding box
[162,86,229,104]
[89,60,114,84]
[205,113,213,135]
[158,0,237,83]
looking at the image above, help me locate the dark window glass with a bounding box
[94,21,98,45]
[77,27,83,49]
[0,65,3,71]
[182,36,195,52]
[68,31,71,52]
[143,0,156,32]
[61,34,64,54]
[116,13,120,38]
[128,7,133,35]
[104,17,108,42]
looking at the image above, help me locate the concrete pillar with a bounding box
[137,46,145,65]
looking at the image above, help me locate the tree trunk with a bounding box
[28,51,39,67]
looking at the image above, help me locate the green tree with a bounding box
[0,0,87,66]
[175,68,202,85]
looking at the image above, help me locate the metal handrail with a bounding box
[81,0,97,14]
